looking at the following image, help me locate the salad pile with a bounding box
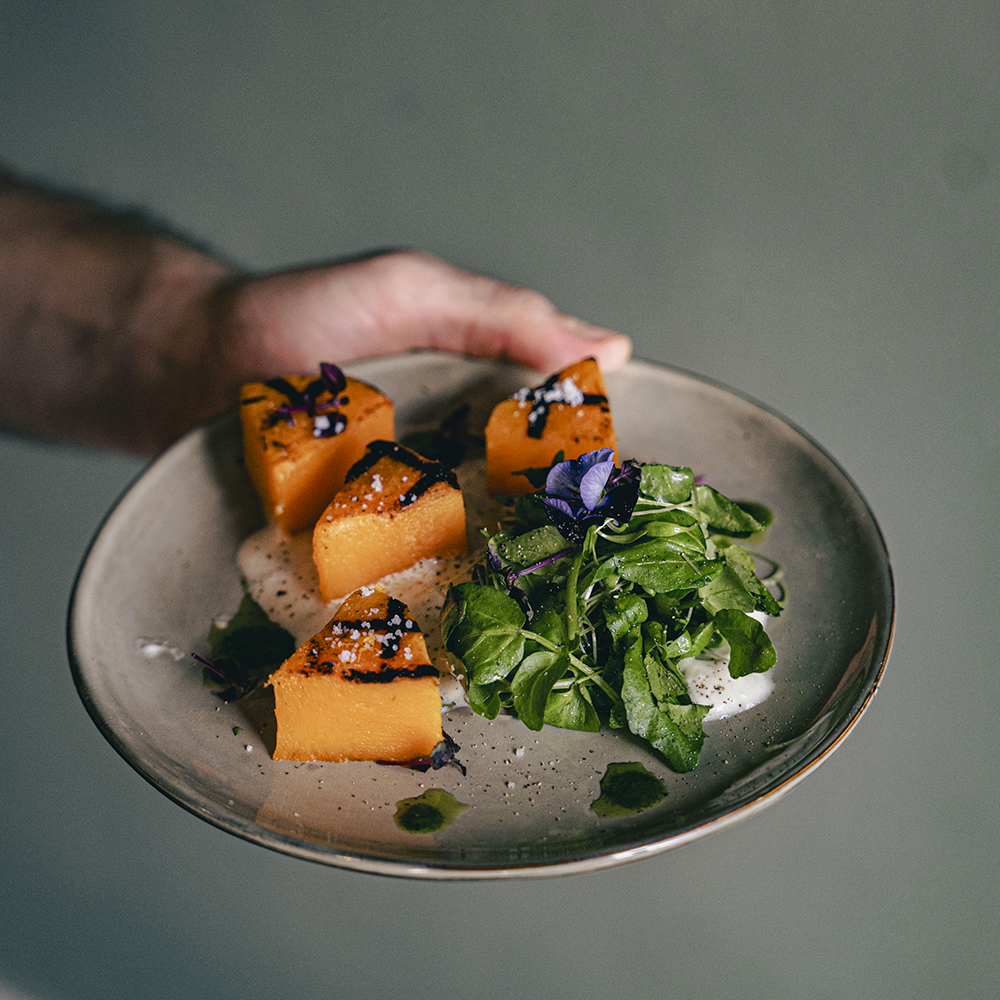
[442,449,782,772]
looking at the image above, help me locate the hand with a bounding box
[218,250,631,381]
[124,249,632,453]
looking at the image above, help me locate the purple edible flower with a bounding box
[541,449,641,543]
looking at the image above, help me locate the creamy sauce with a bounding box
[680,612,774,721]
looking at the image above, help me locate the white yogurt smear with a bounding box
[680,611,774,721]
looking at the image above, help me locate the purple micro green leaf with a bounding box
[319,361,347,396]
[377,732,466,775]
[265,363,349,437]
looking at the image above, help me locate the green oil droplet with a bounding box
[394,788,468,833]
[591,761,667,817]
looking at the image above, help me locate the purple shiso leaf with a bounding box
[377,732,466,775]
[319,361,347,396]
[265,363,349,436]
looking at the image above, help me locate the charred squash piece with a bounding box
[240,366,394,535]
[484,358,617,495]
[312,441,467,602]
[267,585,442,762]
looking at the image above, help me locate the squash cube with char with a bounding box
[313,441,467,602]
[240,367,394,535]
[484,357,617,495]
[267,586,443,763]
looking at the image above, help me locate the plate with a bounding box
[68,353,893,878]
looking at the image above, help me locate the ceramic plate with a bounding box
[68,353,893,879]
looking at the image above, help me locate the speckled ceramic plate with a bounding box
[68,353,893,878]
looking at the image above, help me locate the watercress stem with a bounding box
[519,629,621,705]
[565,546,583,645]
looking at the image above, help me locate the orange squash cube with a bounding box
[484,358,617,495]
[267,586,443,762]
[313,441,468,602]
[240,368,394,535]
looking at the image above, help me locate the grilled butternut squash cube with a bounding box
[313,441,467,602]
[485,358,617,495]
[240,369,394,534]
[267,586,442,762]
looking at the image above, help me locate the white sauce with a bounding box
[680,612,774,721]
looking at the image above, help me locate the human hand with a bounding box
[217,249,632,380]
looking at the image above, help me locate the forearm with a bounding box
[0,169,239,453]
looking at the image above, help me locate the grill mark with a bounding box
[519,373,609,439]
[344,441,460,507]
[302,660,436,682]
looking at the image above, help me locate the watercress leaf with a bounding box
[662,620,717,659]
[620,633,707,772]
[511,492,554,530]
[728,500,774,541]
[640,464,695,504]
[497,525,569,567]
[646,703,710,773]
[714,608,777,677]
[620,631,656,729]
[693,485,764,534]
[466,679,503,719]
[441,583,526,685]
[523,590,567,650]
[723,545,783,616]
[543,685,601,732]
[604,540,716,593]
[511,650,569,730]
[604,592,649,641]
[640,518,706,553]
[698,563,756,614]
[644,648,688,703]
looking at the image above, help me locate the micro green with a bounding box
[263,361,349,438]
